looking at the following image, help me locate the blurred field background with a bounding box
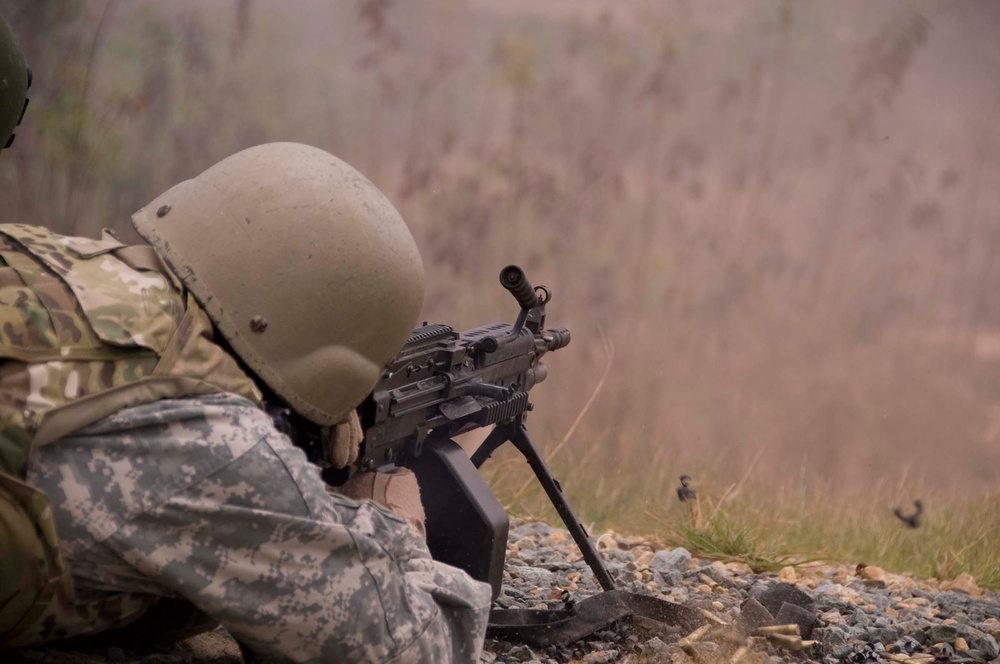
[2,0,998,586]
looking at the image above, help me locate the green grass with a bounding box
[486,449,1000,590]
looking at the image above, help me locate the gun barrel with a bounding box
[542,327,571,351]
[500,265,539,310]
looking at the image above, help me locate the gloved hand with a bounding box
[327,410,363,469]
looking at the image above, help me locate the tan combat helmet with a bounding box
[131,143,425,425]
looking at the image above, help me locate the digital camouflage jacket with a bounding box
[0,223,261,646]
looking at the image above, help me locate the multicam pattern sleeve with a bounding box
[25,394,491,663]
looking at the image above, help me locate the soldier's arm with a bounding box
[27,394,491,663]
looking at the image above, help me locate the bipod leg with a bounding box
[470,425,510,469]
[503,421,616,592]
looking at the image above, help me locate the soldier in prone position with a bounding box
[0,142,492,658]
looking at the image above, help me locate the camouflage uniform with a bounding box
[0,223,491,661]
[26,394,490,662]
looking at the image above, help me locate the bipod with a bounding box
[469,419,707,647]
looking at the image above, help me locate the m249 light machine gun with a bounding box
[356,265,611,599]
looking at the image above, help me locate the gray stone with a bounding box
[964,626,987,640]
[775,601,820,639]
[650,548,692,575]
[601,548,635,563]
[814,626,850,647]
[979,634,1000,660]
[495,594,518,609]
[758,582,814,617]
[656,569,683,587]
[831,644,856,659]
[867,626,901,644]
[893,636,921,655]
[513,522,554,537]
[928,623,959,643]
[846,624,870,642]
[851,607,870,627]
[512,566,554,587]
[606,562,633,579]
[700,566,737,588]
[735,596,774,634]
[534,546,558,560]
[517,550,538,564]
[638,637,668,656]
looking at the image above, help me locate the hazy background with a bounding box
[4,0,1000,508]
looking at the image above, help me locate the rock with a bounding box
[735,596,774,634]
[819,609,845,625]
[893,635,922,654]
[649,548,692,575]
[775,601,820,639]
[581,650,618,664]
[758,582,815,617]
[978,634,1000,659]
[857,565,886,582]
[928,623,959,643]
[516,537,537,550]
[516,550,538,564]
[543,530,568,545]
[655,569,683,587]
[867,626,901,644]
[506,644,535,661]
[637,637,668,656]
[939,573,982,597]
[725,561,753,576]
[814,626,850,647]
[601,548,635,564]
[512,566,554,587]
[778,566,798,583]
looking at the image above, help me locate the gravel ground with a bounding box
[8,519,999,663]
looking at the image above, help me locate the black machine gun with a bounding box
[356,265,613,598]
